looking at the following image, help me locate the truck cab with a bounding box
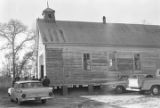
[126,70,160,95]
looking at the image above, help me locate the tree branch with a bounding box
[0,43,11,50]
[0,31,12,43]
[15,36,35,55]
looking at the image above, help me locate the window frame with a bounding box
[134,53,141,71]
[83,53,90,70]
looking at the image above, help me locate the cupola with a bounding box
[42,3,56,22]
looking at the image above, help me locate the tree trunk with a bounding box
[12,38,15,80]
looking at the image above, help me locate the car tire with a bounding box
[115,86,125,94]
[15,98,22,105]
[151,86,160,96]
[41,99,47,104]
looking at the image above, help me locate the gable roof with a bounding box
[37,19,160,48]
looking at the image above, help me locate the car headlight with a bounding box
[21,94,26,98]
[49,92,53,96]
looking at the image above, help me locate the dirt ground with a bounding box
[1,87,160,108]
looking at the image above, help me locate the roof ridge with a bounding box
[37,19,160,27]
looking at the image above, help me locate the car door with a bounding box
[128,75,139,88]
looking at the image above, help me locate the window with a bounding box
[109,52,134,71]
[83,53,90,70]
[134,54,141,70]
[117,58,133,71]
[109,52,116,71]
[48,14,52,18]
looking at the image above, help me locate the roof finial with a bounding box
[47,0,49,8]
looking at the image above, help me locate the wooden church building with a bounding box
[36,7,160,91]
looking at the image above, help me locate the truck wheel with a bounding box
[115,86,125,94]
[151,86,160,96]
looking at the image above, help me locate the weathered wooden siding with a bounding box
[45,46,160,86]
[63,51,83,84]
[141,52,160,74]
[46,48,64,85]
[62,50,112,84]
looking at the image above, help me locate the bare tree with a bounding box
[18,51,35,76]
[0,19,35,80]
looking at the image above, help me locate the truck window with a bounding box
[145,75,153,78]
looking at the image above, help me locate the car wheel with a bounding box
[151,86,160,96]
[15,98,22,105]
[115,86,125,94]
[41,99,47,104]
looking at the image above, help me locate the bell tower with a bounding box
[42,2,56,22]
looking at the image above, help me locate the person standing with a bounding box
[32,76,36,80]
[42,76,50,87]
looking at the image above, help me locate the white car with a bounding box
[8,80,53,104]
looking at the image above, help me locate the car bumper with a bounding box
[20,96,53,102]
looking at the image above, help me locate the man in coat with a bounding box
[42,76,50,87]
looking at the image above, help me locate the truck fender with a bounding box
[142,80,159,90]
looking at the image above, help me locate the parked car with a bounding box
[126,73,160,95]
[8,80,53,105]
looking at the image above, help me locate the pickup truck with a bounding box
[126,71,160,95]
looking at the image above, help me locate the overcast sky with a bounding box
[0,0,160,70]
[0,0,160,28]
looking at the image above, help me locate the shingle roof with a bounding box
[37,19,160,48]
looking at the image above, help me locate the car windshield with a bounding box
[20,82,42,88]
